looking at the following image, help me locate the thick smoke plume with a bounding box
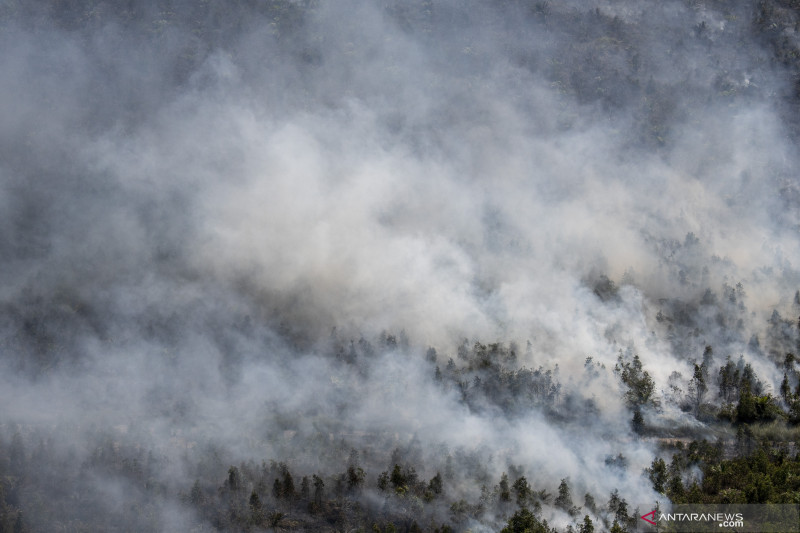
[0,0,799,531]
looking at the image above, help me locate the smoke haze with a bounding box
[0,0,799,531]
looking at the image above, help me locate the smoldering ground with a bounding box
[0,0,799,531]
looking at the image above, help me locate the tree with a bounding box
[593,275,619,302]
[667,468,686,503]
[390,464,406,491]
[735,424,756,456]
[378,471,389,491]
[346,465,365,492]
[780,373,791,404]
[267,511,285,528]
[426,347,437,363]
[736,381,781,423]
[583,493,597,514]
[189,480,204,505]
[428,472,443,495]
[555,478,573,511]
[631,409,645,435]
[701,346,713,374]
[609,519,625,533]
[249,491,263,525]
[282,467,295,499]
[499,472,511,502]
[578,515,594,533]
[249,491,262,509]
[500,508,553,533]
[718,357,741,404]
[789,396,800,424]
[740,363,763,396]
[784,353,795,372]
[300,476,310,500]
[512,476,532,508]
[736,380,756,424]
[616,353,656,408]
[309,474,324,513]
[651,501,663,533]
[313,474,324,502]
[607,489,628,524]
[647,458,667,493]
[226,466,241,492]
[688,363,707,416]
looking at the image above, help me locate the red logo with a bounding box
[641,510,657,526]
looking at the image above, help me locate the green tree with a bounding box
[249,490,261,509]
[780,373,791,404]
[500,508,553,533]
[616,353,656,408]
[428,472,443,495]
[390,464,406,490]
[607,489,628,524]
[249,491,263,525]
[689,363,707,416]
[736,381,781,423]
[377,471,389,491]
[647,457,667,493]
[609,519,624,533]
[499,472,511,502]
[282,467,295,499]
[667,471,686,503]
[346,465,365,492]
[718,357,740,403]
[512,476,532,508]
[578,515,594,533]
[789,396,800,424]
[555,478,573,510]
[737,380,757,423]
[740,363,762,396]
[584,493,597,514]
